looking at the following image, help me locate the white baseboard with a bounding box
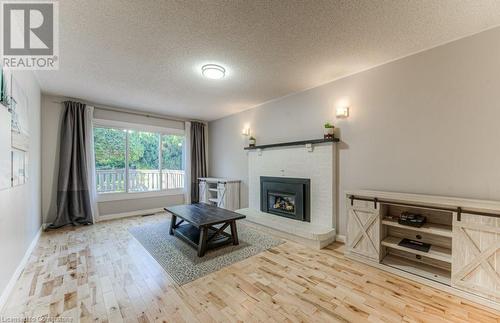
[335,234,346,243]
[0,226,42,313]
[96,208,165,222]
[42,207,167,228]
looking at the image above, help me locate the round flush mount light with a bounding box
[201,64,226,79]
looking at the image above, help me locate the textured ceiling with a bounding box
[36,0,500,121]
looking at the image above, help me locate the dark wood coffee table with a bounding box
[164,203,246,257]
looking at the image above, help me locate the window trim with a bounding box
[93,118,186,201]
[93,118,185,136]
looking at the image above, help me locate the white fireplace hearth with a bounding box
[237,208,335,249]
[236,142,337,249]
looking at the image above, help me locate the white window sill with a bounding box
[97,188,184,202]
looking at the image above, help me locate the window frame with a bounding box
[93,119,186,202]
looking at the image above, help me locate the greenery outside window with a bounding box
[93,122,185,197]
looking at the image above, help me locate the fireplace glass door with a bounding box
[260,176,310,222]
[268,192,296,216]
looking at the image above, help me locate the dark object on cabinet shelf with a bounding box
[398,238,431,252]
[398,211,426,228]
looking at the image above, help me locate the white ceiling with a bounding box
[36,0,500,121]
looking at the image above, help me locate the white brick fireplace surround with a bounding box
[236,143,336,249]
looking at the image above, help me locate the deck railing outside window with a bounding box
[96,169,184,193]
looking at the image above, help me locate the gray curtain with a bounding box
[190,121,207,202]
[47,101,93,229]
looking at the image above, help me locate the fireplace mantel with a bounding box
[244,137,338,151]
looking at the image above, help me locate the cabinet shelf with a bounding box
[381,236,452,263]
[382,218,452,238]
[382,254,451,285]
[208,188,218,192]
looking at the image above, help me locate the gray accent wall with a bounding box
[0,71,41,302]
[208,27,500,236]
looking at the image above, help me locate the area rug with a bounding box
[129,220,283,285]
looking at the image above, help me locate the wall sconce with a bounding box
[336,106,349,118]
[241,127,250,136]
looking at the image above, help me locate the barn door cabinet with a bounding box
[198,178,241,211]
[345,190,500,311]
[199,180,208,204]
[346,198,381,261]
[452,212,500,303]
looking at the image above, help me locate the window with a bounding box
[93,123,185,196]
[162,134,185,189]
[128,131,160,192]
[94,127,126,193]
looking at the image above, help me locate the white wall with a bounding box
[0,71,41,305]
[209,27,500,236]
[41,95,185,224]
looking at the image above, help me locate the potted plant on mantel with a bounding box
[249,136,256,147]
[324,122,335,139]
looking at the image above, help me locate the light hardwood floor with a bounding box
[1,213,499,322]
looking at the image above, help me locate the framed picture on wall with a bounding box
[0,66,11,108]
[0,106,11,190]
[10,75,29,152]
[12,148,25,186]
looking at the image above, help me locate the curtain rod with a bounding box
[50,99,207,124]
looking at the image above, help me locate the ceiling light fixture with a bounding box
[201,64,226,79]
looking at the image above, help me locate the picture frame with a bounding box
[0,66,11,108]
